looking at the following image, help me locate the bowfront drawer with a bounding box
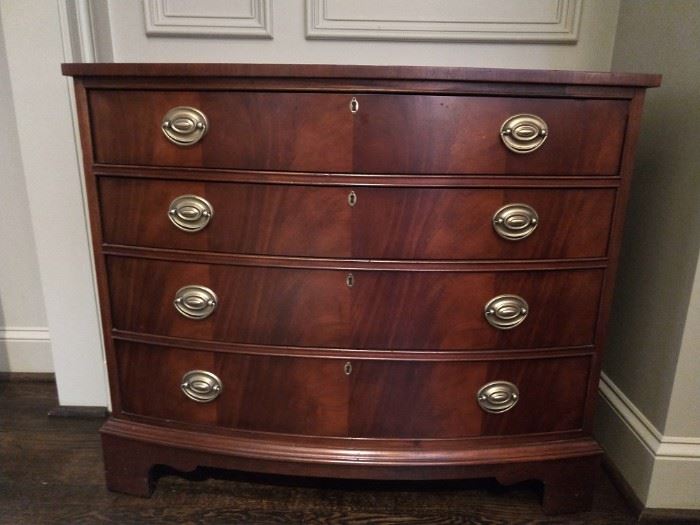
[116,341,590,438]
[107,256,603,350]
[89,90,354,172]
[99,177,615,260]
[89,90,627,175]
[354,95,627,175]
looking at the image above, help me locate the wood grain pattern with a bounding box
[62,63,660,513]
[2,380,643,523]
[99,417,603,514]
[106,256,603,350]
[99,177,616,260]
[353,95,628,175]
[89,90,353,172]
[89,90,627,175]
[95,164,624,187]
[62,62,662,87]
[115,341,590,438]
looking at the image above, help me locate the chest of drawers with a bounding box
[63,63,659,514]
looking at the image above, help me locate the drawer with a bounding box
[99,177,615,260]
[354,95,627,175]
[107,257,603,350]
[90,91,353,172]
[116,341,591,438]
[89,90,627,175]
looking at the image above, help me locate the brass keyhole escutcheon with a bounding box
[349,97,359,114]
[344,362,352,375]
[348,191,357,207]
[346,273,355,288]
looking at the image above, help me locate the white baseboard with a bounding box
[0,327,53,372]
[597,372,700,509]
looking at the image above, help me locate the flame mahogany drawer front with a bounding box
[64,63,660,513]
[107,256,603,351]
[99,177,616,260]
[116,341,590,439]
[89,90,628,175]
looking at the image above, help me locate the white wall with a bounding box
[596,0,700,510]
[0,6,51,372]
[0,0,107,405]
[105,0,620,69]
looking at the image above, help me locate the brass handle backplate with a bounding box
[477,381,519,414]
[162,106,208,146]
[492,203,539,241]
[168,195,213,232]
[500,114,548,153]
[174,285,218,320]
[484,294,528,330]
[181,370,222,403]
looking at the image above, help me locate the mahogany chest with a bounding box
[63,63,660,514]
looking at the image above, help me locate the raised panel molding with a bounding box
[144,0,272,39]
[306,0,582,43]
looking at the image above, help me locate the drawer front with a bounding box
[107,257,603,350]
[100,177,615,260]
[89,90,353,172]
[116,341,590,438]
[354,95,628,175]
[89,90,627,175]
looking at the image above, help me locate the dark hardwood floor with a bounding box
[0,379,639,524]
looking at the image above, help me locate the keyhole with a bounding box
[350,97,359,114]
[347,191,357,207]
[346,273,354,288]
[344,362,352,375]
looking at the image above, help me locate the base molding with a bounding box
[0,327,52,373]
[101,417,602,514]
[597,372,700,510]
[603,457,700,524]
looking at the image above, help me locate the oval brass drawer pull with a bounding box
[181,370,222,403]
[168,195,213,232]
[500,114,548,153]
[484,294,528,330]
[162,106,208,146]
[492,203,538,240]
[174,285,218,320]
[477,381,519,413]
